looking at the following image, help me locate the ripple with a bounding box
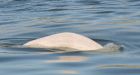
[95,64,140,75]
[98,64,140,69]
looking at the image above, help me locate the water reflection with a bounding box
[60,70,79,74]
[45,56,88,63]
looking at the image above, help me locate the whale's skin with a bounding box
[23,32,103,51]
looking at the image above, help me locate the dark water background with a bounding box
[0,0,140,75]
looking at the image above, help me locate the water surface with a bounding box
[0,0,140,75]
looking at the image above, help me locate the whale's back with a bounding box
[23,32,103,51]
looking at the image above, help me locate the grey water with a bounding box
[0,0,140,75]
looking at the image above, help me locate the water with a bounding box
[0,0,140,75]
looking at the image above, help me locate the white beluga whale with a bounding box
[23,32,104,51]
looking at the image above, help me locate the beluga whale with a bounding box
[23,32,104,51]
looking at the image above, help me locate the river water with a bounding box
[0,0,140,75]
